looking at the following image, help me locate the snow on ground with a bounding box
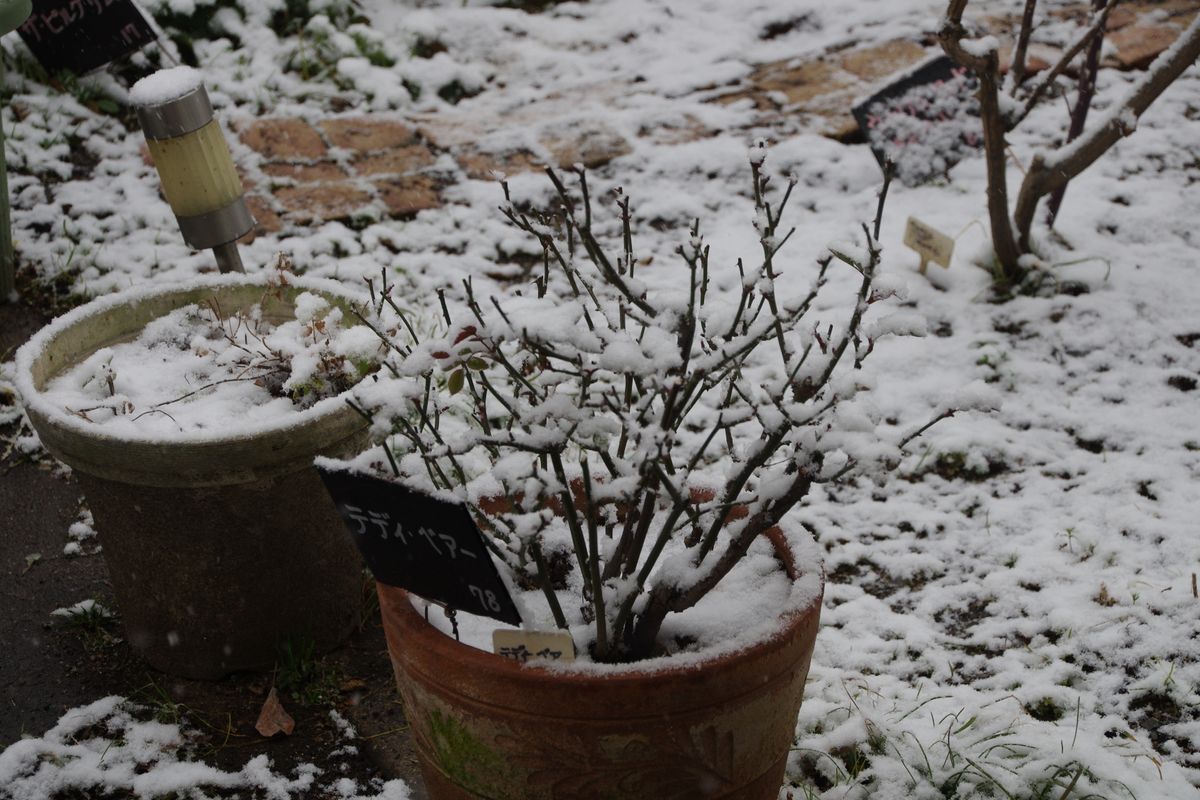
[2,0,1199,797]
[0,696,412,800]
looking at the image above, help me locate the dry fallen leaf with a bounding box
[340,678,368,693]
[255,688,295,737]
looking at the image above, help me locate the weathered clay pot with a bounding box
[378,529,822,800]
[16,275,370,679]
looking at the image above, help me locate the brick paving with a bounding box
[231,117,442,237]
[221,1,1197,240]
[709,0,1198,138]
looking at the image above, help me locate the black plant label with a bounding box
[19,0,156,75]
[318,466,522,626]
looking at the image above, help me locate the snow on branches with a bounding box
[351,148,947,662]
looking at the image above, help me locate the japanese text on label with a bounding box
[903,216,955,269]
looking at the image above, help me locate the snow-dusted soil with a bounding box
[2,0,1199,797]
[24,276,382,437]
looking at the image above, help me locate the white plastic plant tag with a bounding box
[903,216,954,274]
[493,630,576,664]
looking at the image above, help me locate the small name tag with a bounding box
[493,629,576,664]
[903,217,954,274]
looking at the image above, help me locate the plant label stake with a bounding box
[904,216,954,275]
[492,629,576,664]
[18,0,155,74]
[852,54,981,187]
[318,467,522,626]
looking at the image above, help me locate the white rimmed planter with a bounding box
[16,274,371,679]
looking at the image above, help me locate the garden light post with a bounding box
[0,0,31,302]
[133,70,252,273]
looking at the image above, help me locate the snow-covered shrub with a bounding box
[860,65,980,186]
[148,0,363,49]
[351,148,948,663]
[145,0,415,107]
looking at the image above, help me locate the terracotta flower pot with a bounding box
[16,275,370,679]
[377,528,822,800]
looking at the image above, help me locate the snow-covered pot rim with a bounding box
[367,489,825,676]
[15,273,373,488]
[318,455,827,668]
[380,518,824,798]
[387,514,824,677]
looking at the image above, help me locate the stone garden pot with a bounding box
[377,526,823,800]
[16,274,370,679]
